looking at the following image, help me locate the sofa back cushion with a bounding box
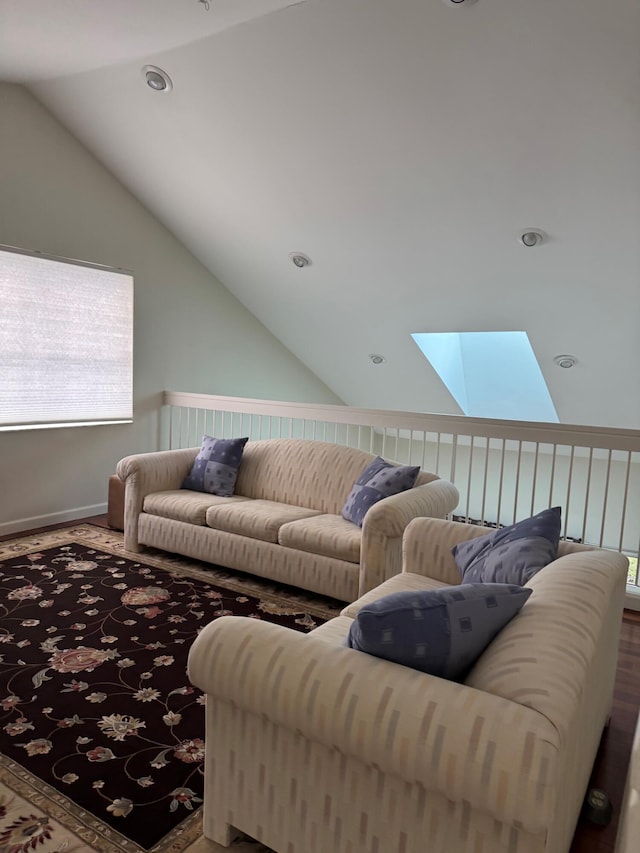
[403,516,593,585]
[181,435,249,496]
[346,583,532,679]
[233,439,437,514]
[341,456,420,527]
[452,506,562,585]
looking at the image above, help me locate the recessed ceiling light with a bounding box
[520,229,545,247]
[289,252,311,268]
[554,354,577,369]
[142,65,172,93]
[369,354,386,365]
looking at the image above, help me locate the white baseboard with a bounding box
[625,585,640,612]
[0,503,108,537]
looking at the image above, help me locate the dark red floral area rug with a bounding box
[0,526,341,853]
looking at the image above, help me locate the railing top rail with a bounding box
[164,392,640,453]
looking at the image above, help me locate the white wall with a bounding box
[0,83,342,533]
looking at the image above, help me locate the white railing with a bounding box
[161,392,640,593]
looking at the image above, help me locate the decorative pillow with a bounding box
[345,584,532,680]
[452,506,562,586]
[181,435,249,497]
[341,456,420,527]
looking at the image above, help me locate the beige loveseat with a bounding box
[188,516,628,853]
[116,438,459,601]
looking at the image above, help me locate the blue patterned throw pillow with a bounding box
[452,506,562,586]
[346,584,532,679]
[341,456,420,527]
[181,435,249,497]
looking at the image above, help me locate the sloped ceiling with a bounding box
[3,0,640,428]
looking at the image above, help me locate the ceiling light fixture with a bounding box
[198,0,210,9]
[442,0,478,7]
[369,354,386,365]
[289,252,311,268]
[554,354,577,369]
[520,229,545,247]
[142,65,173,93]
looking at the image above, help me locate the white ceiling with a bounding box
[0,0,308,80]
[3,0,640,428]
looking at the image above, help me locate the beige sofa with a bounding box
[188,516,628,853]
[116,438,459,601]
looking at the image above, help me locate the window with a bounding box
[411,331,559,422]
[0,244,133,431]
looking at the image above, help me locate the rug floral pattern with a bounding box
[0,526,341,853]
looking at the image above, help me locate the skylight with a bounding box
[411,331,559,422]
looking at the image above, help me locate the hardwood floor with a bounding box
[0,513,112,542]
[2,516,639,852]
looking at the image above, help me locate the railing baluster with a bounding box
[513,440,523,524]
[496,439,506,527]
[465,437,474,521]
[582,448,594,547]
[564,445,576,541]
[530,442,540,516]
[480,438,489,525]
[618,451,632,552]
[599,450,613,548]
[450,434,459,487]
[419,431,427,473]
[548,445,558,508]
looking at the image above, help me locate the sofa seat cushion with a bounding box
[278,514,361,563]
[205,500,321,543]
[143,490,250,525]
[341,571,450,619]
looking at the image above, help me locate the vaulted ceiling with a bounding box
[2,0,639,429]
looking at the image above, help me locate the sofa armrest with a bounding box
[467,548,628,737]
[364,480,460,539]
[357,479,459,594]
[188,616,559,834]
[116,448,199,551]
[401,515,496,584]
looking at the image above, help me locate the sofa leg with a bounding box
[107,475,125,531]
[203,814,240,847]
[123,535,141,553]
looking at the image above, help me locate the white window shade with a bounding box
[0,245,133,430]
